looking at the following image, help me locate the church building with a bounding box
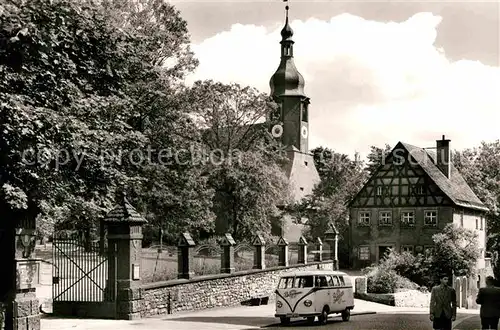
[268,5,320,242]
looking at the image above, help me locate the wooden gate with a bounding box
[52,231,117,318]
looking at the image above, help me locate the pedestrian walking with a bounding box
[429,273,457,330]
[476,275,500,330]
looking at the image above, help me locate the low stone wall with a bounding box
[355,290,430,308]
[354,292,395,306]
[140,261,334,317]
[393,290,430,308]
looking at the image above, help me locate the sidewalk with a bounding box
[41,298,478,330]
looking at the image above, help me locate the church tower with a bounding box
[269,4,320,241]
[269,4,310,153]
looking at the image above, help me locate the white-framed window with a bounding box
[481,217,484,230]
[424,210,438,227]
[460,213,464,227]
[401,245,414,254]
[358,212,370,226]
[376,186,382,196]
[476,218,479,230]
[359,246,370,260]
[379,211,392,226]
[401,211,415,226]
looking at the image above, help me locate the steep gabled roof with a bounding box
[348,141,488,212]
[400,142,488,212]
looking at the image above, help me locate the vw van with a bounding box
[274,270,354,325]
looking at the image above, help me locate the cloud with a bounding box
[185,12,500,161]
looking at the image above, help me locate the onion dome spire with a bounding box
[269,1,306,98]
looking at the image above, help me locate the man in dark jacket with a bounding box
[476,276,500,330]
[430,274,457,330]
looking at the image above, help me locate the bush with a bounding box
[378,249,433,289]
[366,267,419,294]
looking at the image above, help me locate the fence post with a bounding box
[314,237,323,262]
[277,236,289,267]
[220,233,236,274]
[103,191,147,320]
[177,232,196,279]
[252,234,266,270]
[297,236,308,264]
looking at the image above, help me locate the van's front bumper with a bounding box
[275,312,320,318]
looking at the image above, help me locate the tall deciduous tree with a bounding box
[291,147,367,266]
[0,0,200,241]
[181,80,289,241]
[453,141,500,278]
[366,144,392,176]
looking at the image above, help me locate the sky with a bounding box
[172,0,500,161]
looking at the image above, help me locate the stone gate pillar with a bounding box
[0,210,41,330]
[297,236,308,264]
[220,233,236,274]
[103,192,147,320]
[324,223,339,270]
[177,232,196,279]
[277,236,289,267]
[252,234,265,270]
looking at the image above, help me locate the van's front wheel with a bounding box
[341,309,351,322]
[280,316,290,325]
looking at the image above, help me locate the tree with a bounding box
[375,224,481,290]
[453,141,500,279]
[179,80,290,241]
[366,144,392,176]
[182,79,278,154]
[209,151,291,242]
[0,0,200,242]
[290,147,367,266]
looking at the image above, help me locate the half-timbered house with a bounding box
[347,136,489,270]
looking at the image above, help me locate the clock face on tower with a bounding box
[301,125,308,139]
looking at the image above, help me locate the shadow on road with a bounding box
[164,313,481,330]
[163,315,346,329]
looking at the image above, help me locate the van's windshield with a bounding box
[278,276,314,289]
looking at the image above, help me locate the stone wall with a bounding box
[393,290,430,308]
[140,261,333,317]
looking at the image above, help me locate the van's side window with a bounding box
[296,276,314,288]
[316,276,328,287]
[331,276,341,287]
[327,276,334,287]
[338,276,345,286]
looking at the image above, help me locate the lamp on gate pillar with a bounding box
[324,222,339,270]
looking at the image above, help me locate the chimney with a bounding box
[436,135,451,178]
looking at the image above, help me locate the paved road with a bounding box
[161,313,482,330]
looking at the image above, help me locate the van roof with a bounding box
[280,270,348,277]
